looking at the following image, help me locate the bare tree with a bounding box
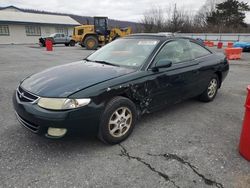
[140,0,249,33]
[194,0,223,30]
[141,6,166,32]
[170,4,184,32]
[140,4,195,33]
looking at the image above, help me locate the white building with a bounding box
[0,6,80,44]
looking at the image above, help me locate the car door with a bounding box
[61,34,66,43]
[146,39,200,111]
[53,34,60,43]
[55,34,64,43]
[189,41,214,95]
[58,34,65,43]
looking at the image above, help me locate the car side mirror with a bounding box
[152,59,172,72]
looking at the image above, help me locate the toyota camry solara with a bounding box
[13,33,229,144]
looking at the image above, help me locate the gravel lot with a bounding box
[0,44,250,188]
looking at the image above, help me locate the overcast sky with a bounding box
[0,0,250,23]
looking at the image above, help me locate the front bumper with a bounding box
[13,91,103,136]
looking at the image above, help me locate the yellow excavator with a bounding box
[71,17,132,50]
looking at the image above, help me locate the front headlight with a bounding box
[37,98,91,110]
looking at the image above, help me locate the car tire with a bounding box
[65,43,70,46]
[199,75,219,102]
[69,40,75,46]
[84,36,98,50]
[98,97,137,145]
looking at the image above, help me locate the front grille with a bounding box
[15,112,40,133]
[16,86,39,103]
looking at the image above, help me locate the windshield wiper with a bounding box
[91,60,120,67]
[83,58,120,67]
[83,58,90,61]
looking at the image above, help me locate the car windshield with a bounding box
[86,38,159,68]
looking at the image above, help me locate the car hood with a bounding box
[21,61,135,97]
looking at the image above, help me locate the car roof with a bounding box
[125,33,191,41]
[131,32,174,37]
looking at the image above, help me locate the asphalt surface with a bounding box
[0,44,250,188]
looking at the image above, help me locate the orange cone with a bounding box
[239,85,250,161]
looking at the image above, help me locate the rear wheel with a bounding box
[199,75,219,102]
[98,97,137,144]
[84,36,98,50]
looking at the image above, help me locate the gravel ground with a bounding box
[0,44,250,188]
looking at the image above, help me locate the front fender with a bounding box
[69,74,154,114]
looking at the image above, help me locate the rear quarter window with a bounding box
[191,42,211,59]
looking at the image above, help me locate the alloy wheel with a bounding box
[108,107,132,138]
[208,78,218,98]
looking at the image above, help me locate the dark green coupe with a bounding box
[13,33,229,144]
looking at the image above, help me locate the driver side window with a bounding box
[154,39,193,65]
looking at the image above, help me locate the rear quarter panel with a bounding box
[198,52,229,92]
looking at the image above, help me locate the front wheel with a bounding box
[199,75,219,102]
[98,97,137,145]
[39,42,45,47]
[84,36,98,50]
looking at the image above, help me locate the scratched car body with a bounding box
[13,33,229,144]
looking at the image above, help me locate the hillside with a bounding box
[0,6,140,31]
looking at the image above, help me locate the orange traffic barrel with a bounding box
[204,41,209,46]
[224,48,242,60]
[239,85,250,161]
[217,42,223,49]
[227,42,234,48]
[46,39,53,51]
[204,41,214,47]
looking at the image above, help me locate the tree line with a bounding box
[140,0,250,33]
